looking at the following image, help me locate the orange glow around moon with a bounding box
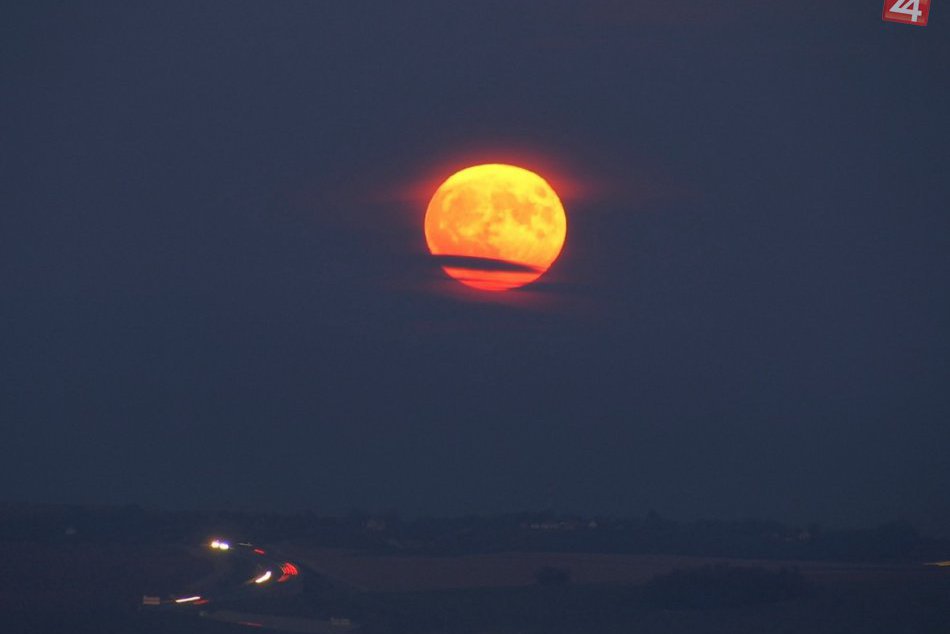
[424,164,567,291]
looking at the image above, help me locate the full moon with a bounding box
[424,164,567,291]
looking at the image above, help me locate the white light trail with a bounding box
[253,570,272,584]
[175,596,202,604]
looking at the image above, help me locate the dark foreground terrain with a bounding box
[2,505,949,633]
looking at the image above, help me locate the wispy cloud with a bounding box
[430,254,542,273]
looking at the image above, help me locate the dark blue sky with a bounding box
[2,1,949,533]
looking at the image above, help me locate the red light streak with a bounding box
[277,561,299,582]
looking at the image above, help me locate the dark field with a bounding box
[3,544,949,633]
[2,508,949,633]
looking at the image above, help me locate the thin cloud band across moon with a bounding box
[423,163,568,291]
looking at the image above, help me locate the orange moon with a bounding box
[424,164,567,291]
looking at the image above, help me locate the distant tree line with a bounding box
[0,503,943,563]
